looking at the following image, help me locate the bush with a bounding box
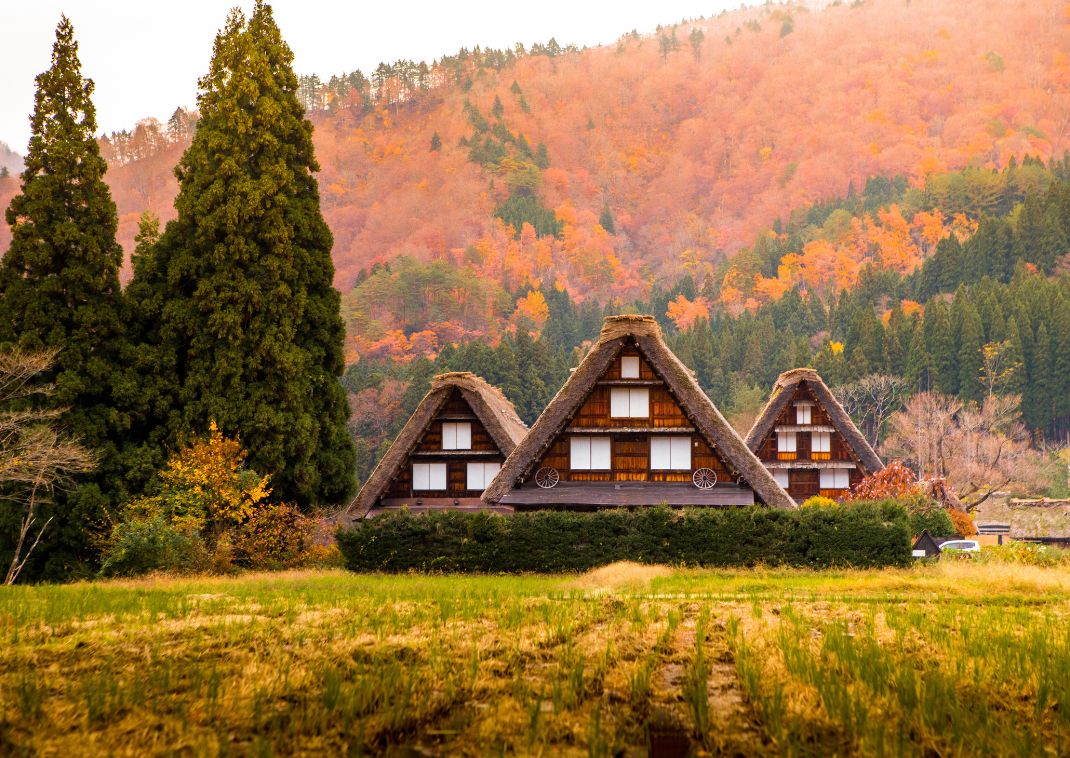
[801,496,838,509]
[846,461,920,501]
[947,508,977,537]
[232,503,316,570]
[336,503,911,573]
[99,516,210,577]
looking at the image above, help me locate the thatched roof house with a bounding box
[482,315,795,510]
[745,368,883,502]
[1006,498,1070,544]
[347,372,527,519]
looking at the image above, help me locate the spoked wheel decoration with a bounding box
[692,468,718,490]
[534,467,560,489]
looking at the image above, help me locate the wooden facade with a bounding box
[348,372,528,519]
[481,315,800,509]
[746,370,884,503]
[382,388,506,504]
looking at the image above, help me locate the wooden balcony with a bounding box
[811,451,831,461]
[819,489,849,500]
[777,451,797,461]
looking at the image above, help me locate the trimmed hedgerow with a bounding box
[336,503,911,573]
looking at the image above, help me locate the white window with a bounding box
[570,436,611,470]
[812,432,831,453]
[819,468,851,489]
[466,462,500,490]
[777,431,797,452]
[610,387,649,418]
[621,355,640,379]
[650,436,692,470]
[795,402,812,425]
[441,422,472,450]
[773,470,791,489]
[413,462,447,490]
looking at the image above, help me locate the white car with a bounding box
[939,539,981,553]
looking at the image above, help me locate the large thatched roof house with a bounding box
[481,315,795,510]
[745,368,883,502]
[347,372,528,518]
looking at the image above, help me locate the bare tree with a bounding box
[835,374,909,448]
[1,349,94,584]
[883,391,1049,510]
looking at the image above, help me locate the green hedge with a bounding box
[336,503,912,572]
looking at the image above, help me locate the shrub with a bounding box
[846,461,920,501]
[99,516,209,577]
[336,503,911,573]
[947,508,978,537]
[232,503,316,569]
[801,496,838,509]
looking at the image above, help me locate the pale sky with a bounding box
[0,1,757,152]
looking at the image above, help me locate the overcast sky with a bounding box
[0,1,758,152]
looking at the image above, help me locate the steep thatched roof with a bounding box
[744,368,884,476]
[1007,499,1070,540]
[346,372,527,518]
[482,315,796,510]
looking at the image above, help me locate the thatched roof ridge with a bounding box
[346,372,527,519]
[482,315,796,509]
[744,367,884,476]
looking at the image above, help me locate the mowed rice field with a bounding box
[2,563,1070,756]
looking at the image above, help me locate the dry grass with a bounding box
[2,563,1070,755]
[569,561,673,592]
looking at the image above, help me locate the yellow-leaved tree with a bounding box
[129,421,271,538]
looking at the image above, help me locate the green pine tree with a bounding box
[957,301,984,403]
[134,3,354,506]
[0,17,127,579]
[598,201,616,235]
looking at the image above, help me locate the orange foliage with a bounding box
[10,0,1064,330]
[511,290,550,334]
[666,294,711,331]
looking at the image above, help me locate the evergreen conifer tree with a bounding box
[0,17,126,578]
[957,301,984,403]
[132,3,354,506]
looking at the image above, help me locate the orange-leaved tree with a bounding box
[130,421,271,537]
[844,460,920,501]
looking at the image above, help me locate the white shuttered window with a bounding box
[777,431,797,452]
[441,422,472,450]
[413,463,447,490]
[650,436,692,469]
[610,387,650,418]
[466,462,500,490]
[812,432,831,453]
[571,437,611,469]
[773,470,791,488]
[819,469,851,489]
[620,356,640,378]
[795,403,812,424]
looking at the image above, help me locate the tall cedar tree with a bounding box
[0,17,125,579]
[135,3,354,506]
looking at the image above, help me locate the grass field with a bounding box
[2,563,1070,756]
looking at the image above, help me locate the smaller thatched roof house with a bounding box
[346,372,527,519]
[745,368,883,502]
[1007,498,1070,546]
[482,315,795,510]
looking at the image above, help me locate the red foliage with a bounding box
[845,460,921,501]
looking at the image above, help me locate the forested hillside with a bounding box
[3,0,1067,355]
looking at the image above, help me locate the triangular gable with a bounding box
[347,372,527,518]
[482,315,796,509]
[745,368,884,476]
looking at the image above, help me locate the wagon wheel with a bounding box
[692,468,718,490]
[534,467,560,489]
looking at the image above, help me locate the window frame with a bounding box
[412,462,448,491]
[610,387,650,418]
[777,431,797,453]
[441,422,472,451]
[570,436,612,470]
[466,461,501,490]
[620,355,641,379]
[650,435,693,470]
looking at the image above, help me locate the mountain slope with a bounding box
[2,0,1069,331]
